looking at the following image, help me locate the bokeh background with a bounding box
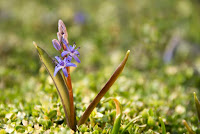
[1,0,200,133]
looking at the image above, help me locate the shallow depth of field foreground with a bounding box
[1,0,200,133]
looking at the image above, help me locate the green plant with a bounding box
[34,20,130,132]
[183,92,200,134]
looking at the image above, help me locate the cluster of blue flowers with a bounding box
[52,20,80,77]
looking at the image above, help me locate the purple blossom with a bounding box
[74,12,86,24]
[52,39,62,51]
[54,56,77,77]
[61,37,80,63]
[53,20,80,77]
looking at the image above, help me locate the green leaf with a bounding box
[147,116,155,126]
[159,117,166,134]
[194,92,200,122]
[78,50,130,126]
[111,98,122,134]
[33,42,72,129]
[121,115,141,134]
[47,110,57,119]
[15,125,25,133]
[0,129,6,134]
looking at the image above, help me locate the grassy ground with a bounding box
[1,0,200,133]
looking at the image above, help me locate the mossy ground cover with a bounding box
[0,0,200,133]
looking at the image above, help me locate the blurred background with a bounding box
[1,0,200,133]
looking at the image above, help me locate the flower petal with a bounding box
[69,45,74,51]
[55,56,62,63]
[62,68,68,77]
[72,44,76,50]
[66,63,77,67]
[64,56,72,63]
[61,51,70,57]
[54,65,62,76]
[72,54,81,63]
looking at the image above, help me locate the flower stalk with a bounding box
[66,66,76,131]
[53,20,79,131]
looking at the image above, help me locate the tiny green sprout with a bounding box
[159,117,166,134]
[121,115,141,134]
[102,98,141,134]
[141,109,149,119]
[111,98,122,134]
[183,92,200,134]
[182,120,195,134]
[194,92,200,122]
[147,116,155,126]
[34,20,130,132]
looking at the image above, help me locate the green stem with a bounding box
[182,120,195,134]
[121,115,141,134]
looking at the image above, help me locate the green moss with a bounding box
[1,0,200,133]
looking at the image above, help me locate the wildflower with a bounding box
[54,56,77,77]
[52,39,62,51]
[61,36,80,63]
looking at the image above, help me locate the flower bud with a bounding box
[62,34,69,50]
[52,39,61,51]
[58,20,68,37]
[57,32,62,43]
[62,34,68,44]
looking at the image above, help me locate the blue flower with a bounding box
[54,56,77,77]
[61,36,81,63]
